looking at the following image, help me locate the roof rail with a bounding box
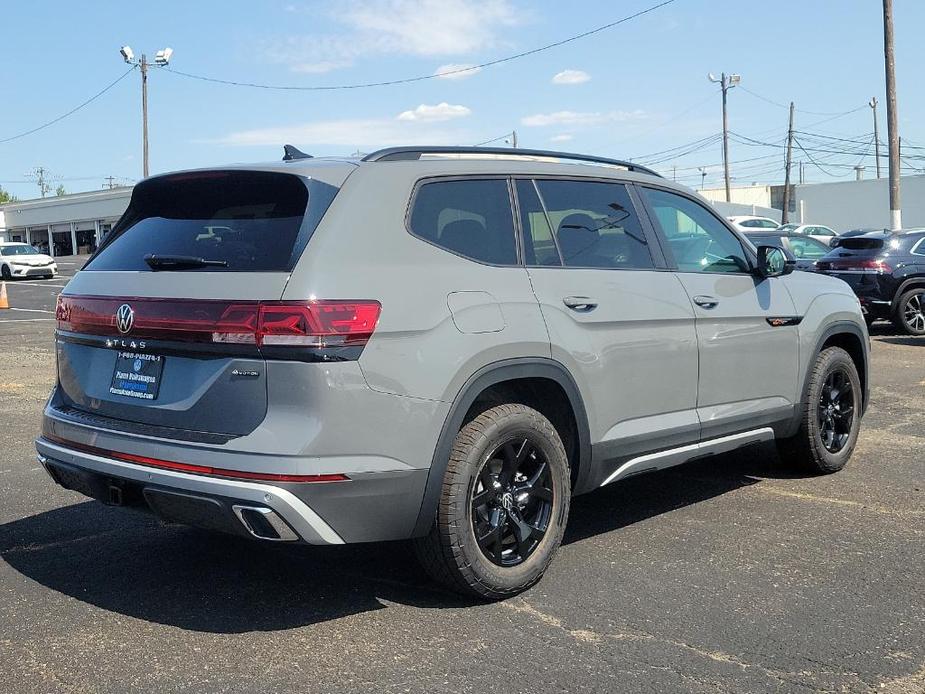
[361,146,662,178]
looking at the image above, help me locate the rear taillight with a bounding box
[56,296,381,354]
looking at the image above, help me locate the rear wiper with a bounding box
[144,254,228,270]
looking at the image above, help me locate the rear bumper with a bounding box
[36,436,427,544]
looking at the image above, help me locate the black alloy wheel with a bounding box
[817,368,855,453]
[471,437,553,567]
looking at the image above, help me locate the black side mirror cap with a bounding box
[756,245,796,278]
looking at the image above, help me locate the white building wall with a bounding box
[700,185,772,207]
[793,174,925,232]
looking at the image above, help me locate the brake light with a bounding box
[56,296,381,353]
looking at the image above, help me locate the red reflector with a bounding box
[56,296,381,350]
[44,435,349,483]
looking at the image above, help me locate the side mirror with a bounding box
[756,245,795,278]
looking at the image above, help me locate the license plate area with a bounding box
[109,351,165,401]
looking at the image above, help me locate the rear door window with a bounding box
[86,171,334,272]
[408,178,517,265]
[533,179,654,269]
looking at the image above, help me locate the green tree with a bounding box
[0,185,17,204]
[55,184,67,197]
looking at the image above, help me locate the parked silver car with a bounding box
[37,146,868,599]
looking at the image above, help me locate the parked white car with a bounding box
[778,223,839,247]
[0,242,58,280]
[727,215,781,232]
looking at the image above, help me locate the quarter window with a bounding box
[533,179,654,269]
[409,179,517,265]
[641,188,750,273]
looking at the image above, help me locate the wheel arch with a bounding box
[411,357,591,537]
[890,277,925,313]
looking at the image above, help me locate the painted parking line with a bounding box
[11,282,68,289]
[7,307,55,314]
[0,318,56,323]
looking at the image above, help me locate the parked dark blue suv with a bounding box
[816,229,925,334]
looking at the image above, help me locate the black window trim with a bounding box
[511,174,669,272]
[634,182,758,276]
[404,174,522,268]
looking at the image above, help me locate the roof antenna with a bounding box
[282,144,312,161]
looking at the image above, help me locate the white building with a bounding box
[0,187,132,256]
[792,174,925,232]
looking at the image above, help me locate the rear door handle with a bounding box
[693,295,719,309]
[563,296,598,312]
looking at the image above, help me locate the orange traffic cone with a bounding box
[0,282,8,310]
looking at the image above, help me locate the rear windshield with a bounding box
[86,171,335,272]
[835,237,885,250]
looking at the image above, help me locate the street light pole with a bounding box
[120,45,173,180]
[141,54,149,178]
[882,0,901,230]
[709,72,740,203]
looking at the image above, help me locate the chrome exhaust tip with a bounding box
[232,505,299,542]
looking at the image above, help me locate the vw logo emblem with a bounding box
[115,303,135,334]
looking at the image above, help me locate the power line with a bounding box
[0,67,137,144]
[738,86,865,117]
[161,0,677,91]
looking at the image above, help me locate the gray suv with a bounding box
[38,146,868,599]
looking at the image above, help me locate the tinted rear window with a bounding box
[86,171,333,272]
[835,238,885,250]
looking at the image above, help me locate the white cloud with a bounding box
[521,110,646,127]
[551,69,590,85]
[266,1,519,72]
[434,63,483,80]
[212,117,466,147]
[397,102,471,122]
[549,134,573,143]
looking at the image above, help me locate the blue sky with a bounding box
[1,0,922,199]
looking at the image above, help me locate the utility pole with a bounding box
[103,176,118,190]
[781,101,795,224]
[799,160,805,184]
[869,97,882,178]
[708,72,740,202]
[511,130,518,148]
[698,167,707,191]
[882,0,902,230]
[27,167,52,198]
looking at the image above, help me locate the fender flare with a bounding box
[785,320,869,437]
[411,357,591,537]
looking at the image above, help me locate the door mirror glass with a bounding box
[756,245,794,277]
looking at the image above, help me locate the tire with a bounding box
[413,403,571,600]
[777,346,862,474]
[893,287,925,336]
[0,265,10,280]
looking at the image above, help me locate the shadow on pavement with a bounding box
[2,443,792,633]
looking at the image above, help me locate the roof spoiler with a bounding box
[282,144,312,161]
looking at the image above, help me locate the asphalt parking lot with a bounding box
[0,262,923,693]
